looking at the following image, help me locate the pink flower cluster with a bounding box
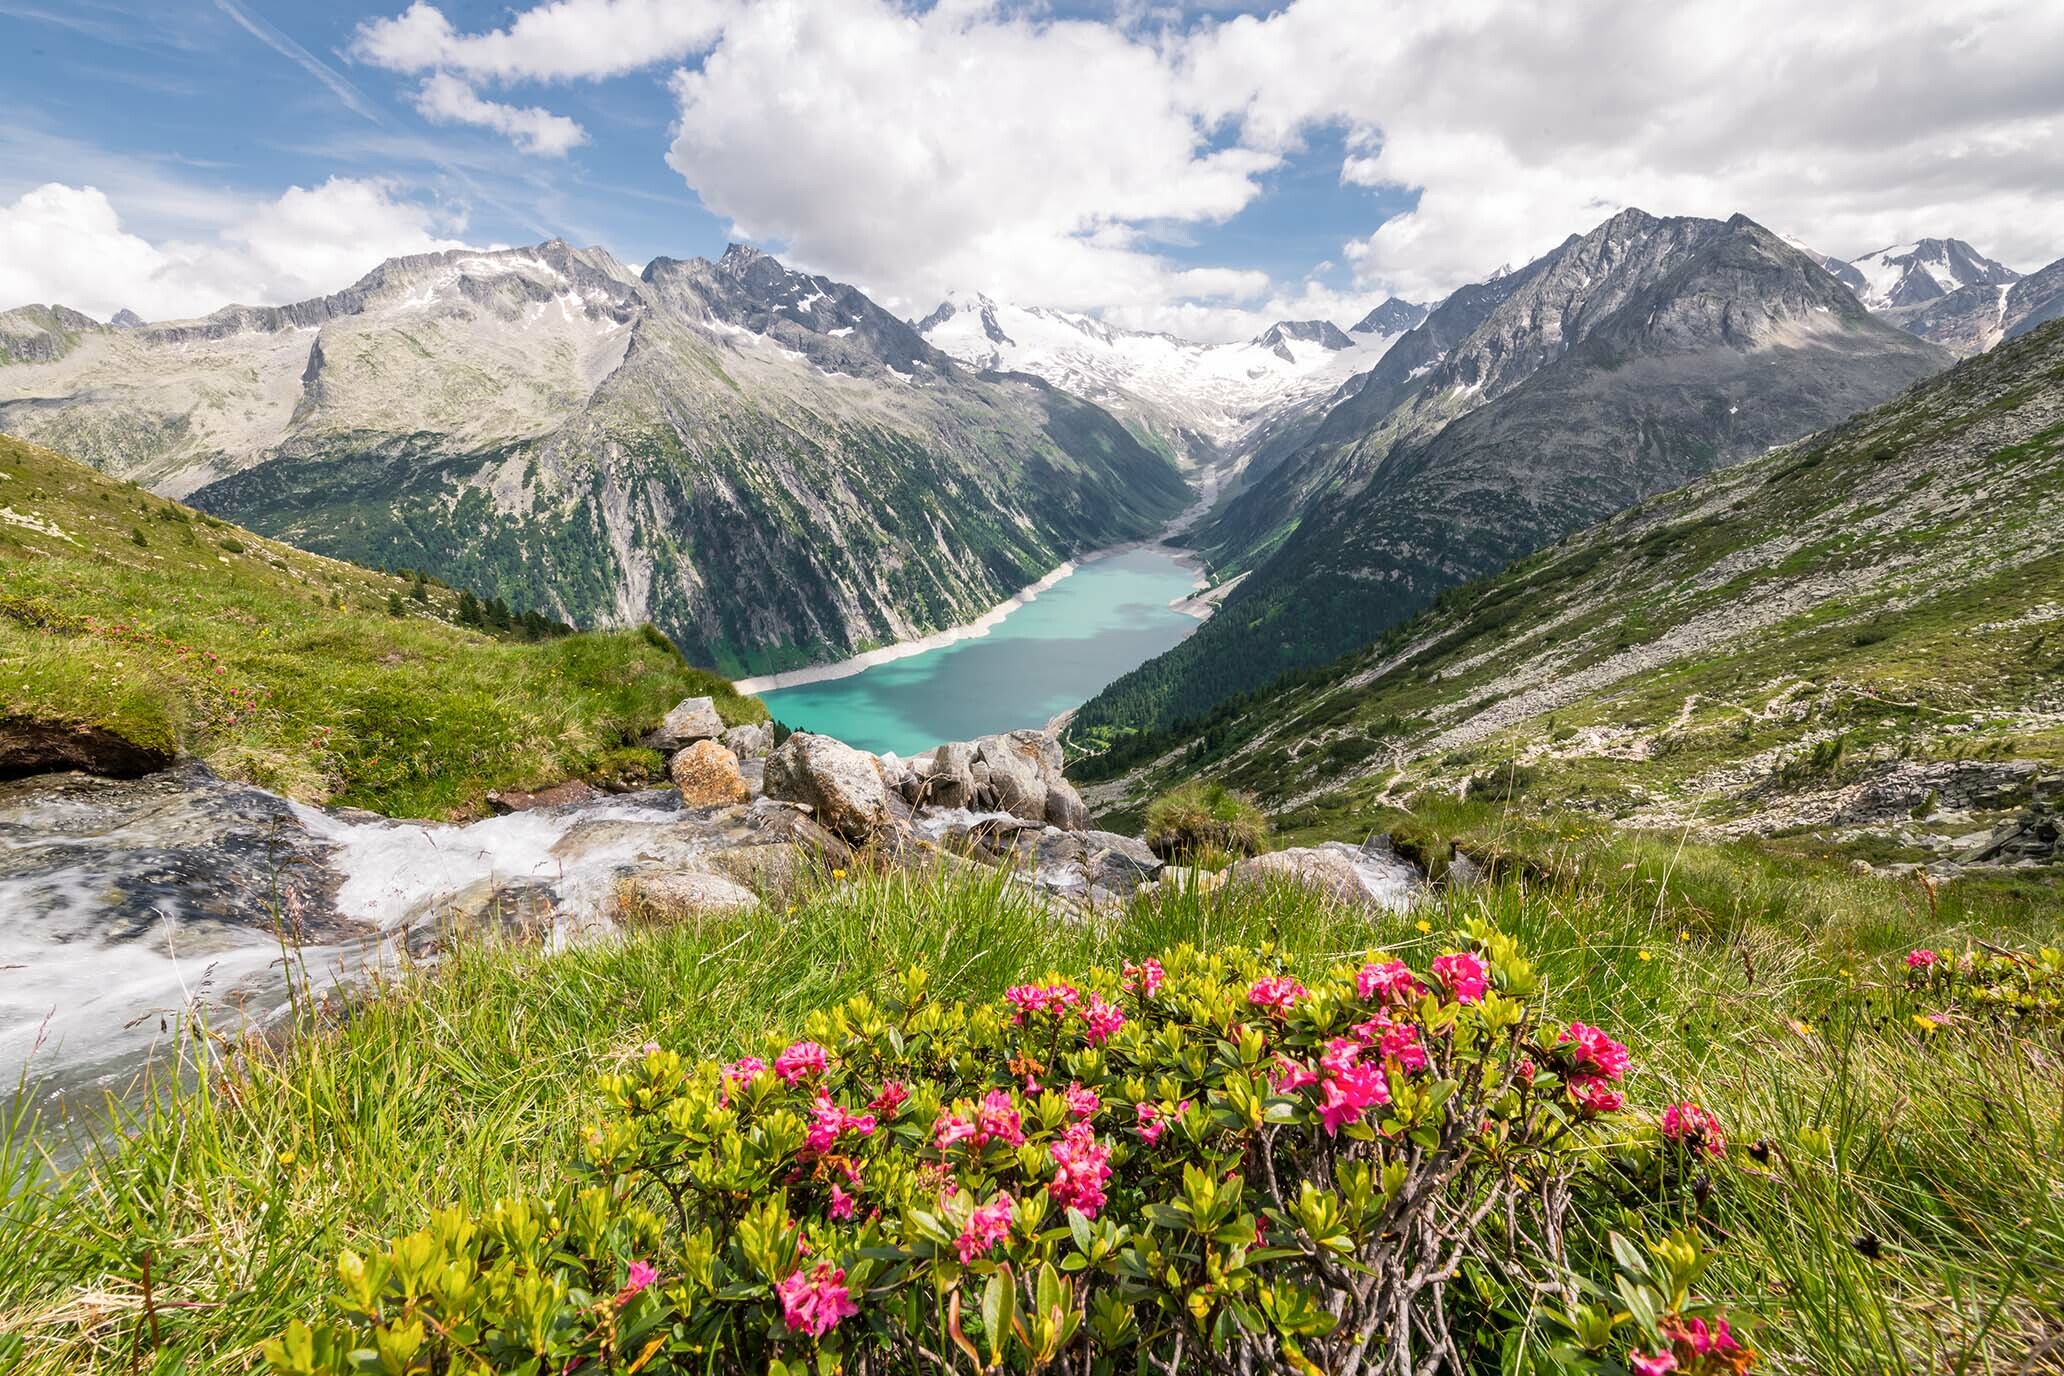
[1048,1121,1112,1217]
[935,1089,1025,1151]
[1064,1083,1100,1119]
[1560,1022,1631,1114]
[1315,1038,1391,1136]
[1632,1314,1750,1373]
[1356,958,1420,1003]
[776,1262,858,1338]
[868,1081,909,1117]
[1659,1101,1725,1156]
[955,1193,1015,1263]
[804,1093,878,1157]
[1430,952,1489,1004]
[1905,948,1940,970]
[1005,982,1127,1046]
[1133,1099,1189,1145]
[614,1260,657,1308]
[774,1040,829,1084]
[1121,958,1166,997]
[1247,975,1309,1013]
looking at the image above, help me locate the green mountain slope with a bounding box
[1080,213,1953,740]
[1078,318,2064,864]
[0,433,760,817]
[0,243,1189,677]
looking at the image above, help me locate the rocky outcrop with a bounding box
[645,697,725,752]
[0,715,173,781]
[724,723,773,760]
[670,739,751,808]
[1221,841,1422,911]
[897,730,1089,830]
[764,732,891,840]
[1955,806,2061,866]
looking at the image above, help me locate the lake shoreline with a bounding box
[735,470,1219,696]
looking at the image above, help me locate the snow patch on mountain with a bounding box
[1845,238,2019,312]
[916,293,1408,457]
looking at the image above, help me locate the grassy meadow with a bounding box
[2,815,2058,1373]
[0,433,761,816]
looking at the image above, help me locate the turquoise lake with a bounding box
[757,547,1201,756]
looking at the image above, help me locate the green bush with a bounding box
[1145,780,1270,862]
[261,933,1741,1375]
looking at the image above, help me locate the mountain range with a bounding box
[914,292,1424,464]
[0,242,1188,675]
[1080,314,2064,870]
[1073,209,1956,739]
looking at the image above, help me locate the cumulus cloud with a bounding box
[413,72,587,156]
[0,179,470,321]
[357,0,730,82]
[664,0,1276,322]
[1184,0,2064,301]
[344,0,2064,338]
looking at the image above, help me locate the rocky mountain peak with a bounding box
[108,308,145,330]
[1350,298,1428,336]
[1253,320,1356,359]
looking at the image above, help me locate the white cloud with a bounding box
[1183,0,2064,300]
[357,0,731,82]
[340,0,2064,339]
[0,179,471,322]
[664,0,1276,324]
[413,72,588,157]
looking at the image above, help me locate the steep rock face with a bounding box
[1078,212,1953,735]
[0,242,1188,674]
[0,306,99,367]
[1350,298,1429,337]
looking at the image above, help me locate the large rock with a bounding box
[904,730,1090,830]
[670,739,751,808]
[644,696,725,751]
[763,732,891,840]
[620,869,759,923]
[485,779,604,814]
[724,722,773,761]
[745,796,856,867]
[1222,841,1421,912]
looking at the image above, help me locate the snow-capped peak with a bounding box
[1846,238,2020,311]
[915,295,1406,456]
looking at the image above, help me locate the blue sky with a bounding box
[3,0,2060,340]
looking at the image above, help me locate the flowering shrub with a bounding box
[263,929,1743,1375]
[1902,944,2064,1019]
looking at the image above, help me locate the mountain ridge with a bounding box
[0,241,1191,676]
[1074,209,1955,740]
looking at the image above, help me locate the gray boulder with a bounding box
[905,730,1090,830]
[1223,841,1421,912]
[645,696,725,751]
[763,732,891,840]
[724,722,773,760]
[620,869,759,923]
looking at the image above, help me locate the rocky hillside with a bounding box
[915,292,1415,464]
[1078,318,2064,871]
[0,243,1188,676]
[1075,211,1954,738]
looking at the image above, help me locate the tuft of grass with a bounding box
[1144,777,1271,862]
[0,434,763,816]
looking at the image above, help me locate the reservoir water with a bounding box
[756,546,1201,756]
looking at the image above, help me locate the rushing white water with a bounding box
[0,768,756,1097]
